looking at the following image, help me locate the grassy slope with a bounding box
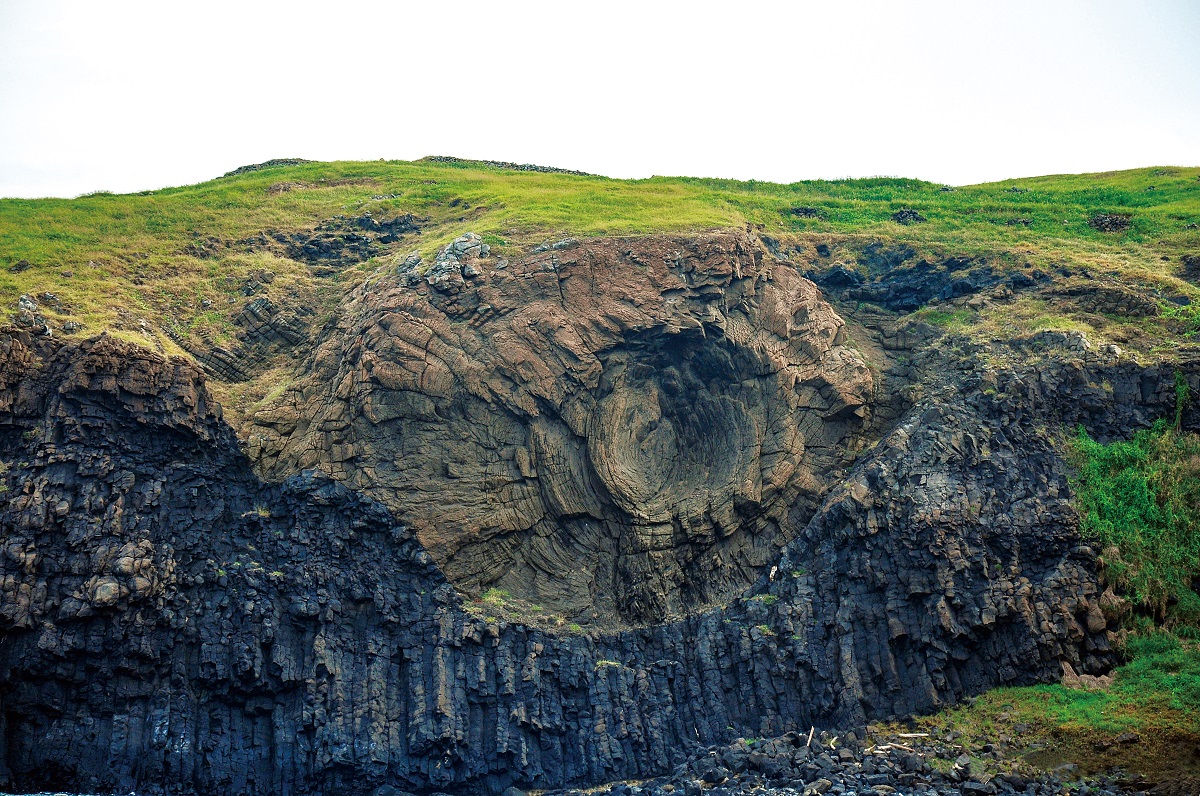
[885,633,1200,782]
[1,157,1197,352]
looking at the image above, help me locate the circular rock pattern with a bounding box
[247,233,874,624]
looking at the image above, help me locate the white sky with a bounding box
[1,0,1198,198]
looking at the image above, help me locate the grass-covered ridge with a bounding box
[0,157,1197,353]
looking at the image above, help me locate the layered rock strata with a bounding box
[246,233,874,624]
[0,319,1186,794]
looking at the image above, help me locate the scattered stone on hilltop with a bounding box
[223,157,315,177]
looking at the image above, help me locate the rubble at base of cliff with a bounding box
[3,725,1154,796]
[542,727,1166,796]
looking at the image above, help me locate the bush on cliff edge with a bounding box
[1068,404,1200,625]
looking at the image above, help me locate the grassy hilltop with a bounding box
[1,157,1198,355]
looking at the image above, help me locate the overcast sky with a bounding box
[1,0,1198,198]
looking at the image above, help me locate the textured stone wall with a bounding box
[246,233,874,625]
[0,325,1186,795]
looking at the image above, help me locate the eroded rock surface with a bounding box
[246,233,874,624]
[1,322,1189,795]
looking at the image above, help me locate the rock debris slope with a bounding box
[0,232,1192,796]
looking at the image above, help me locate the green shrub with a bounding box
[1068,419,1200,622]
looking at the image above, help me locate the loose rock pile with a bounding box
[890,209,927,225]
[547,728,1148,796]
[788,206,825,219]
[1088,214,1132,233]
[425,154,593,176]
[222,157,315,176]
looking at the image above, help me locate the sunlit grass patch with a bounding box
[1068,418,1200,622]
[0,158,1196,366]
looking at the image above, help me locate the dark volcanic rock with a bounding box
[0,233,1194,796]
[1088,213,1132,233]
[426,155,593,176]
[569,725,1138,796]
[195,213,422,274]
[283,212,421,267]
[223,158,316,177]
[806,244,1031,313]
[787,206,825,219]
[890,209,926,225]
[1182,254,1200,283]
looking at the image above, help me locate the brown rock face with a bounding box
[5,293,1185,795]
[248,233,873,623]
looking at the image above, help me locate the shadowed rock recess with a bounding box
[0,233,1193,795]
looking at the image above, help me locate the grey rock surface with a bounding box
[0,233,1195,796]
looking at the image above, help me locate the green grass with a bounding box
[912,306,977,330]
[999,633,1200,735]
[1067,419,1200,622]
[910,631,1200,739]
[886,631,1200,785]
[462,585,580,631]
[1,157,1197,356]
[1164,301,1200,339]
[902,388,1200,772]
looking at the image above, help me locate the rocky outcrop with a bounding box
[246,233,875,625]
[805,244,1048,313]
[2,315,1190,795]
[167,296,315,383]
[1,229,1195,796]
[224,158,316,177]
[424,155,594,176]
[281,213,421,268]
[184,213,422,272]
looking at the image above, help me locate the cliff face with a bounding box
[246,232,873,625]
[0,234,1194,796]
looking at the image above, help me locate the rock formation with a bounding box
[247,232,873,625]
[0,232,1194,795]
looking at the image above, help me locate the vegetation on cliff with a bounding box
[0,157,1197,356]
[912,404,1200,782]
[1070,418,1200,624]
[890,631,1200,783]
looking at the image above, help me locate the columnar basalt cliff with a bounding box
[0,233,1195,796]
[246,233,873,625]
